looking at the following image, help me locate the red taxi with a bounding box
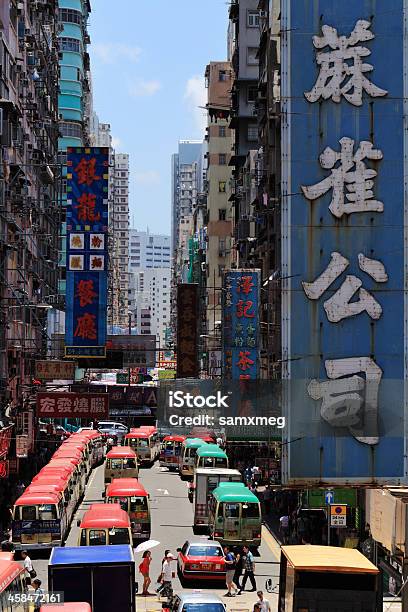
[177,540,226,583]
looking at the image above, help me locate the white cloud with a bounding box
[92,43,142,65]
[134,171,160,185]
[128,80,162,97]
[111,136,122,149]
[184,75,207,135]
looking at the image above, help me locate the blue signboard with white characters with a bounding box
[280,0,407,484]
[222,270,260,380]
[65,148,109,358]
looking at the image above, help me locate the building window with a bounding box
[247,47,259,65]
[219,181,226,193]
[247,86,258,103]
[218,264,225,277]
[219,209,227,221]
[247,10,260,27]
[219,153,226,165]
[247,124,258,141]
[219,70,228,82]
[60,122,82,138]
[219,125,226,137]
[60,37,81,53]
[59,8,82,24]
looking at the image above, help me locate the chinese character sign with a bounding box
[281,1,405,483]
[176,284,199,378]
[65,148,109,358]
[36,393,109,418]
[222,270,260,380]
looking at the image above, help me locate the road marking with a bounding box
[262,525,281,561]
[156,488,169,495]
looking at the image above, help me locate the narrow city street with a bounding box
[31,460,280,610]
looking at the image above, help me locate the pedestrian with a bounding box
[233,548,243,591]
[31,578,44,611]
[256,590,271,612]
[21,550,36,586]
[279,513,289,544]
[238,545,256,593]
[160,552,175,599]
[139,550,152,596]
[253,604,261,612]
[156,550,170,595]
[223,546,237,597]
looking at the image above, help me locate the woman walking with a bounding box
[139,550,152,596]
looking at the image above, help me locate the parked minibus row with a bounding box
[11,430,105,552]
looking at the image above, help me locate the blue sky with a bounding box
[89,1,229,235]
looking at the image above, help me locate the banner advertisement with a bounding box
[16,435,28,459]
[176,284,199,378]
[36,392,109,418]
[222,270,260,380]
[65,147,109,358]
[281,0,406,484]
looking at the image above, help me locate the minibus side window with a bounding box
[21,506,36,521]
[80,530,87,545]
[216,503,223,521]
[13,507,20,520]
[89,529,106,545]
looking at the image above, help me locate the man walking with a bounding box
[238,545,256,593]
[256,590,271,612]
[223,546,237,597]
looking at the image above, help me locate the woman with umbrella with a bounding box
[139,550,152,595]
[135,539,160,597]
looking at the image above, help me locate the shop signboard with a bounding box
[36,392,109,418]
[176,284,199,378]
[281,0,406,484]
[35,360,75,380]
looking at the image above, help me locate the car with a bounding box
[165,592,226,612]
[97,421,128,442]
[177,540,226,583]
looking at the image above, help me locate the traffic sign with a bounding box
[330,504,347,527]
[325,490,334,504]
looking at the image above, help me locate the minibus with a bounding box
[46,457,85,499]
[180,438,207,479]
[195,444,229,470]
[159,435,186,471]
[78,503,132,546]
[123,428,159,465]
[0,558,27,611]
[12,492,69,550]
[104,478,150,542]
[25,481,75,524]
[105,446,138,483]
[208,482,262,548]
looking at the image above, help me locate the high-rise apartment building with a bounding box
[0,1,60,455]
[111,153,129,327]
[171,141,204,271]
[128,229,171,347]
[204,61,234,338]
[129,268,171,348]
[129,229,171,269]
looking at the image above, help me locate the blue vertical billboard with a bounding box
[65,148,109,358]
[222,270,260,380]
[281,1,407,484]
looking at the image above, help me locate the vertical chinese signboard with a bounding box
[65,147,109,358]
[176,284,199,378]
[222,270,260,380]
[281,1,406,484]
